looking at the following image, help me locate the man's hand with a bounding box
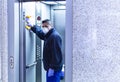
[48,68,54,77]
[25,15,33,30]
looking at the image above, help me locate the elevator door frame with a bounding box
[7,0,72,82]
[19,2,26,82]
[65,0,72,82]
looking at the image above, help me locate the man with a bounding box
[26,19,63,82]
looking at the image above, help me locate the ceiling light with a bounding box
[57,1,66,5]
[41,1,57,5]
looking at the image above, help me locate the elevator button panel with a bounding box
[36,44,41,61]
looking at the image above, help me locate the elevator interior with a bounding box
[18,1,66,82]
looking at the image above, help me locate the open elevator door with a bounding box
[19,2,42,82]
[19,1,66,82]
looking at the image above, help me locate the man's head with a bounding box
[42,19,53,34]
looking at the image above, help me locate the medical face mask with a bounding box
[42,27,49,34]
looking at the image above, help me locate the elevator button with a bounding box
[37,16,41,21]
[10,63,14,69]
[9,56,14,62]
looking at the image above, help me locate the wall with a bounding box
[1,0,120,82]
[73,0,120,82]
[0,0,8,82]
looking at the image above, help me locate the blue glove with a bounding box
[48,68,54,77]
[25,16,33,27]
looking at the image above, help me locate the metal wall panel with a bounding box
[14,2,20,82]
[25,31,36,82]
[8,0,15,82]
[53,9,66,63]
[22,2,36,82]
[8,1,20,82]
[51,5,66,64]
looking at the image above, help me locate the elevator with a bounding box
[8,0,66,82]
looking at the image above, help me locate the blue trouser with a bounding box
[46,70,61,82]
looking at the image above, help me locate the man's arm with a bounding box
[31,25,45,40]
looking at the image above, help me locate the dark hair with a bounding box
[42,19,51,24]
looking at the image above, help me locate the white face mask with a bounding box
[42,27,49,34]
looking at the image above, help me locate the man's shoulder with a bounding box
[51,30,61,38]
